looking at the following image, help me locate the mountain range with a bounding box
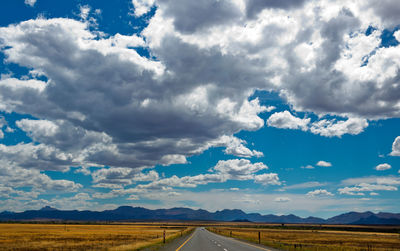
[1,206,400,225]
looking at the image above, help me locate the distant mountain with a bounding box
[325,211,376,224]
[351,215,400,225]
[0,206,399,225]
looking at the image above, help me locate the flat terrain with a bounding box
[208,226,400,251]
[163,227,281,251]
[1,222,400,250]
[0,223,191,250]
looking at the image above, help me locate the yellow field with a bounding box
[208,226,400,251]
[0,223,193,250]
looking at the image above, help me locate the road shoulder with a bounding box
[207,229,283,251]
[148,228,196,251]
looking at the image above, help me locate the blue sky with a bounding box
[0,0,400,218]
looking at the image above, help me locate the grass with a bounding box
[0,223,193,250]
[207,226,400,251]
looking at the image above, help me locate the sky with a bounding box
[0,0,400,218]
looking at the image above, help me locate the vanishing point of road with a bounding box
[160,227,282,251]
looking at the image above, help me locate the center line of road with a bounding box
[223,249,228,251]
[175,231,195,251]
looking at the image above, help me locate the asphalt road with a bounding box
[170,228,281,251]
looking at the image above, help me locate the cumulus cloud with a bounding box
[137,159,279,190]
[307,189,334,197]
[338,183,397,196]
[267,112,368,137]
[0,143,77,171]
[267,111,310,131]
[132,0,156,17]
[2,0,400,207]
[390,136,400,156]
[92,159,280,198]
[0,17,268,172]
[213,135,263,158]
[302,161,332,169]
[1,0,399,176]
[212,159,268,180]
[267,111,368,137]
[92,168,159,187]
[375,163,392,171]
[309,118,368,137]
[341,176,400,186]
[0,163,81,193]
[316,161,332,167]
[254,173,281,185]
[338,176,400,196]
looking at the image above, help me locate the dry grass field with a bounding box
[208,226,400,251]
[0,223,193,250]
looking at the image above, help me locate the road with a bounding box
[168,227,281,251]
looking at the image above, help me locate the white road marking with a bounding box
[224,249,228,251]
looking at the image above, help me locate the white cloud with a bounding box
[395,30,400,43]
[1,0,400,207]
[302,161,332,170]
[132,0,156,17]
[16,119,58,139]
[375,163,391,171]
[267,111,310,131]
[160,154,187,166]
[316,160,332,167]
[307,189,334,197]
[0,163,82,193]
[96,159,280,198]
[274,197,291,203]
[339,176,400,196]
[24,0,37,7]
[134,158,278,191]
[254,173,281,186]
[341,176,400,186]
[338,183,397,196]
[267,112,368,138]
[92,168,158,187]
[390,136,400,156]
[0,143,76,171]
[310,118,368,137]
[0,17,270,173]
[212,159,268,180]
[213,135,263,158]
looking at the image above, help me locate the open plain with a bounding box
[0,223,192,250]
[207,225,400,251]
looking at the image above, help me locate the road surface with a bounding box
[165,227,281,251]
